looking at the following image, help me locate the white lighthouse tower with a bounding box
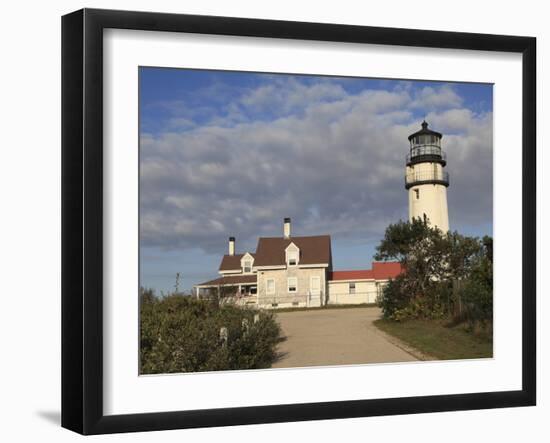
[405,121,450,233]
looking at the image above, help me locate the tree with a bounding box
[375,219,492,323]
[374,218,436,263]
[457,235,493,326]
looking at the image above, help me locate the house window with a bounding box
[287,250,298,266]
[243,260,252,273]
[287,277,298,293]
[349,282,356,294]
[414,189,420,200]
[266,279,275,294]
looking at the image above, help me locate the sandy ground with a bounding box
[272,306,418,368]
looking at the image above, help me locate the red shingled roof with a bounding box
[372,261,403,280]
[329,262,402,282]
[329,270,374,280]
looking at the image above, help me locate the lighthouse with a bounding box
[405,121,450,233]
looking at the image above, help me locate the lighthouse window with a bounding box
[414,189,420,199]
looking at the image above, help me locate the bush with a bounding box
[459,278,492,324]
[140,290,282,374]
[378,276,408,320]
[379,277,449,321]
[375,219,492,325]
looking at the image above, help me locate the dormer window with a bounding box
[285,243,300,267]
[240,252,254,274]
[287,251,298,266]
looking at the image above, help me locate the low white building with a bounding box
[327,262,402,305]
[194,218,402,309]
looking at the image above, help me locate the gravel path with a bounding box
[272,306,418,368]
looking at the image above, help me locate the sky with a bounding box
[139,67,493,294]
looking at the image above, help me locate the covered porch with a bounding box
[194,275,258,306]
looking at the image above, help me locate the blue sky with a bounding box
[139,67,493,294]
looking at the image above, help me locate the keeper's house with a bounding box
[194,218,402,309]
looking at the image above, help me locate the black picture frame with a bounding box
[62,8,536,435]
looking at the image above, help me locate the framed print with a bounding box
[61,8,536,435]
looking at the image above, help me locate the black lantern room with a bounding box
[406,121,446,167]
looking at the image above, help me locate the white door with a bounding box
[310,276,321,296]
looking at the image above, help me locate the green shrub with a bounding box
[378,276,408,319]
[376,220,492,325]
[140,290,282,374]
[379,277,448,321]
[458,265,493,326]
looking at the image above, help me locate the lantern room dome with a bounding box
[408,120,443,142]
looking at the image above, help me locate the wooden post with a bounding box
[452,278,463,316]
[219,327,228,347]
[242,318,249,335]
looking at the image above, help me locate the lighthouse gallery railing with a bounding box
[406,144,446,165]
[405,170,449,188]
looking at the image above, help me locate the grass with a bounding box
[374,318,493,360]
[269,303,378,313]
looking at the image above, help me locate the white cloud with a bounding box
[140,80,492,253]
[240,77,347,115]
[411,85,463,110]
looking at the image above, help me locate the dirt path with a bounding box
[272,307,418,368]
